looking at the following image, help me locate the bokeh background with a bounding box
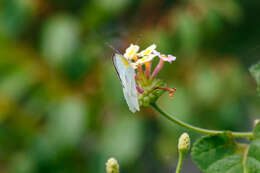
[0,0,260,172]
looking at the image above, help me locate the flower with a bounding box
[113,43,177,113]
[123,44,139,60]
[133,44,157,66]
[150,50,176,78]
[134,53,156,65]
[137,44,156,57]
[153,50,176,63]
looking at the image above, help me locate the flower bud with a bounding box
[178,133,190,153]
[106,158,119,173]
[137,78,166,107]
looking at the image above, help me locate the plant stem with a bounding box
[151,103,253,138]
[175,151,184,173]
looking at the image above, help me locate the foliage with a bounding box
[191,123,260,173]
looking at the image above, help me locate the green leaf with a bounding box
[192,126,260,173]
[246,139,260,173]
[191,133,245,173]
[246,122,260,173]
[249,61,260,96]
[253,122,260,139]
[207,154,243,173]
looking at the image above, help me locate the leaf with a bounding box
[246,122,260,173]
[246,139,260,173]
[253,122,260,139]
[249,61,260,96]
[192,124,260,173]
[191,132,245,173]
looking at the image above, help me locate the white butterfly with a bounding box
[113,53,140,113]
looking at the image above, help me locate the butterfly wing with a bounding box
[113,54,139,113]
[123,64,140,113]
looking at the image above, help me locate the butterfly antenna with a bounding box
[135,34,143,45]
[105,42,121,55]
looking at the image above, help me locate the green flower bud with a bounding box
[143,96,150,106]
[139,100,143,107]
[149,93,155,100]
[137,78,166,107]
[106,158,119,173]
[178,133,190,153]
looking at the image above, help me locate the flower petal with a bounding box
[159,54,176,63]
[137,44,157,57]
[153,50,176,63]
[124,44,140,60]
[135,54,156,65]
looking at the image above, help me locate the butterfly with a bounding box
[113,53,140,113]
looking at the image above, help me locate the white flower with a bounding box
[132,44,158,66]
[153,50,176,63]
[123,44,139,60]
[135,53,157,65]
[137,44,156,57]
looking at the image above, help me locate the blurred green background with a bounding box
[0,0,260,172]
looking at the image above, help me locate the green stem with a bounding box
[151,103,253,138]
[175,151,184,173]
